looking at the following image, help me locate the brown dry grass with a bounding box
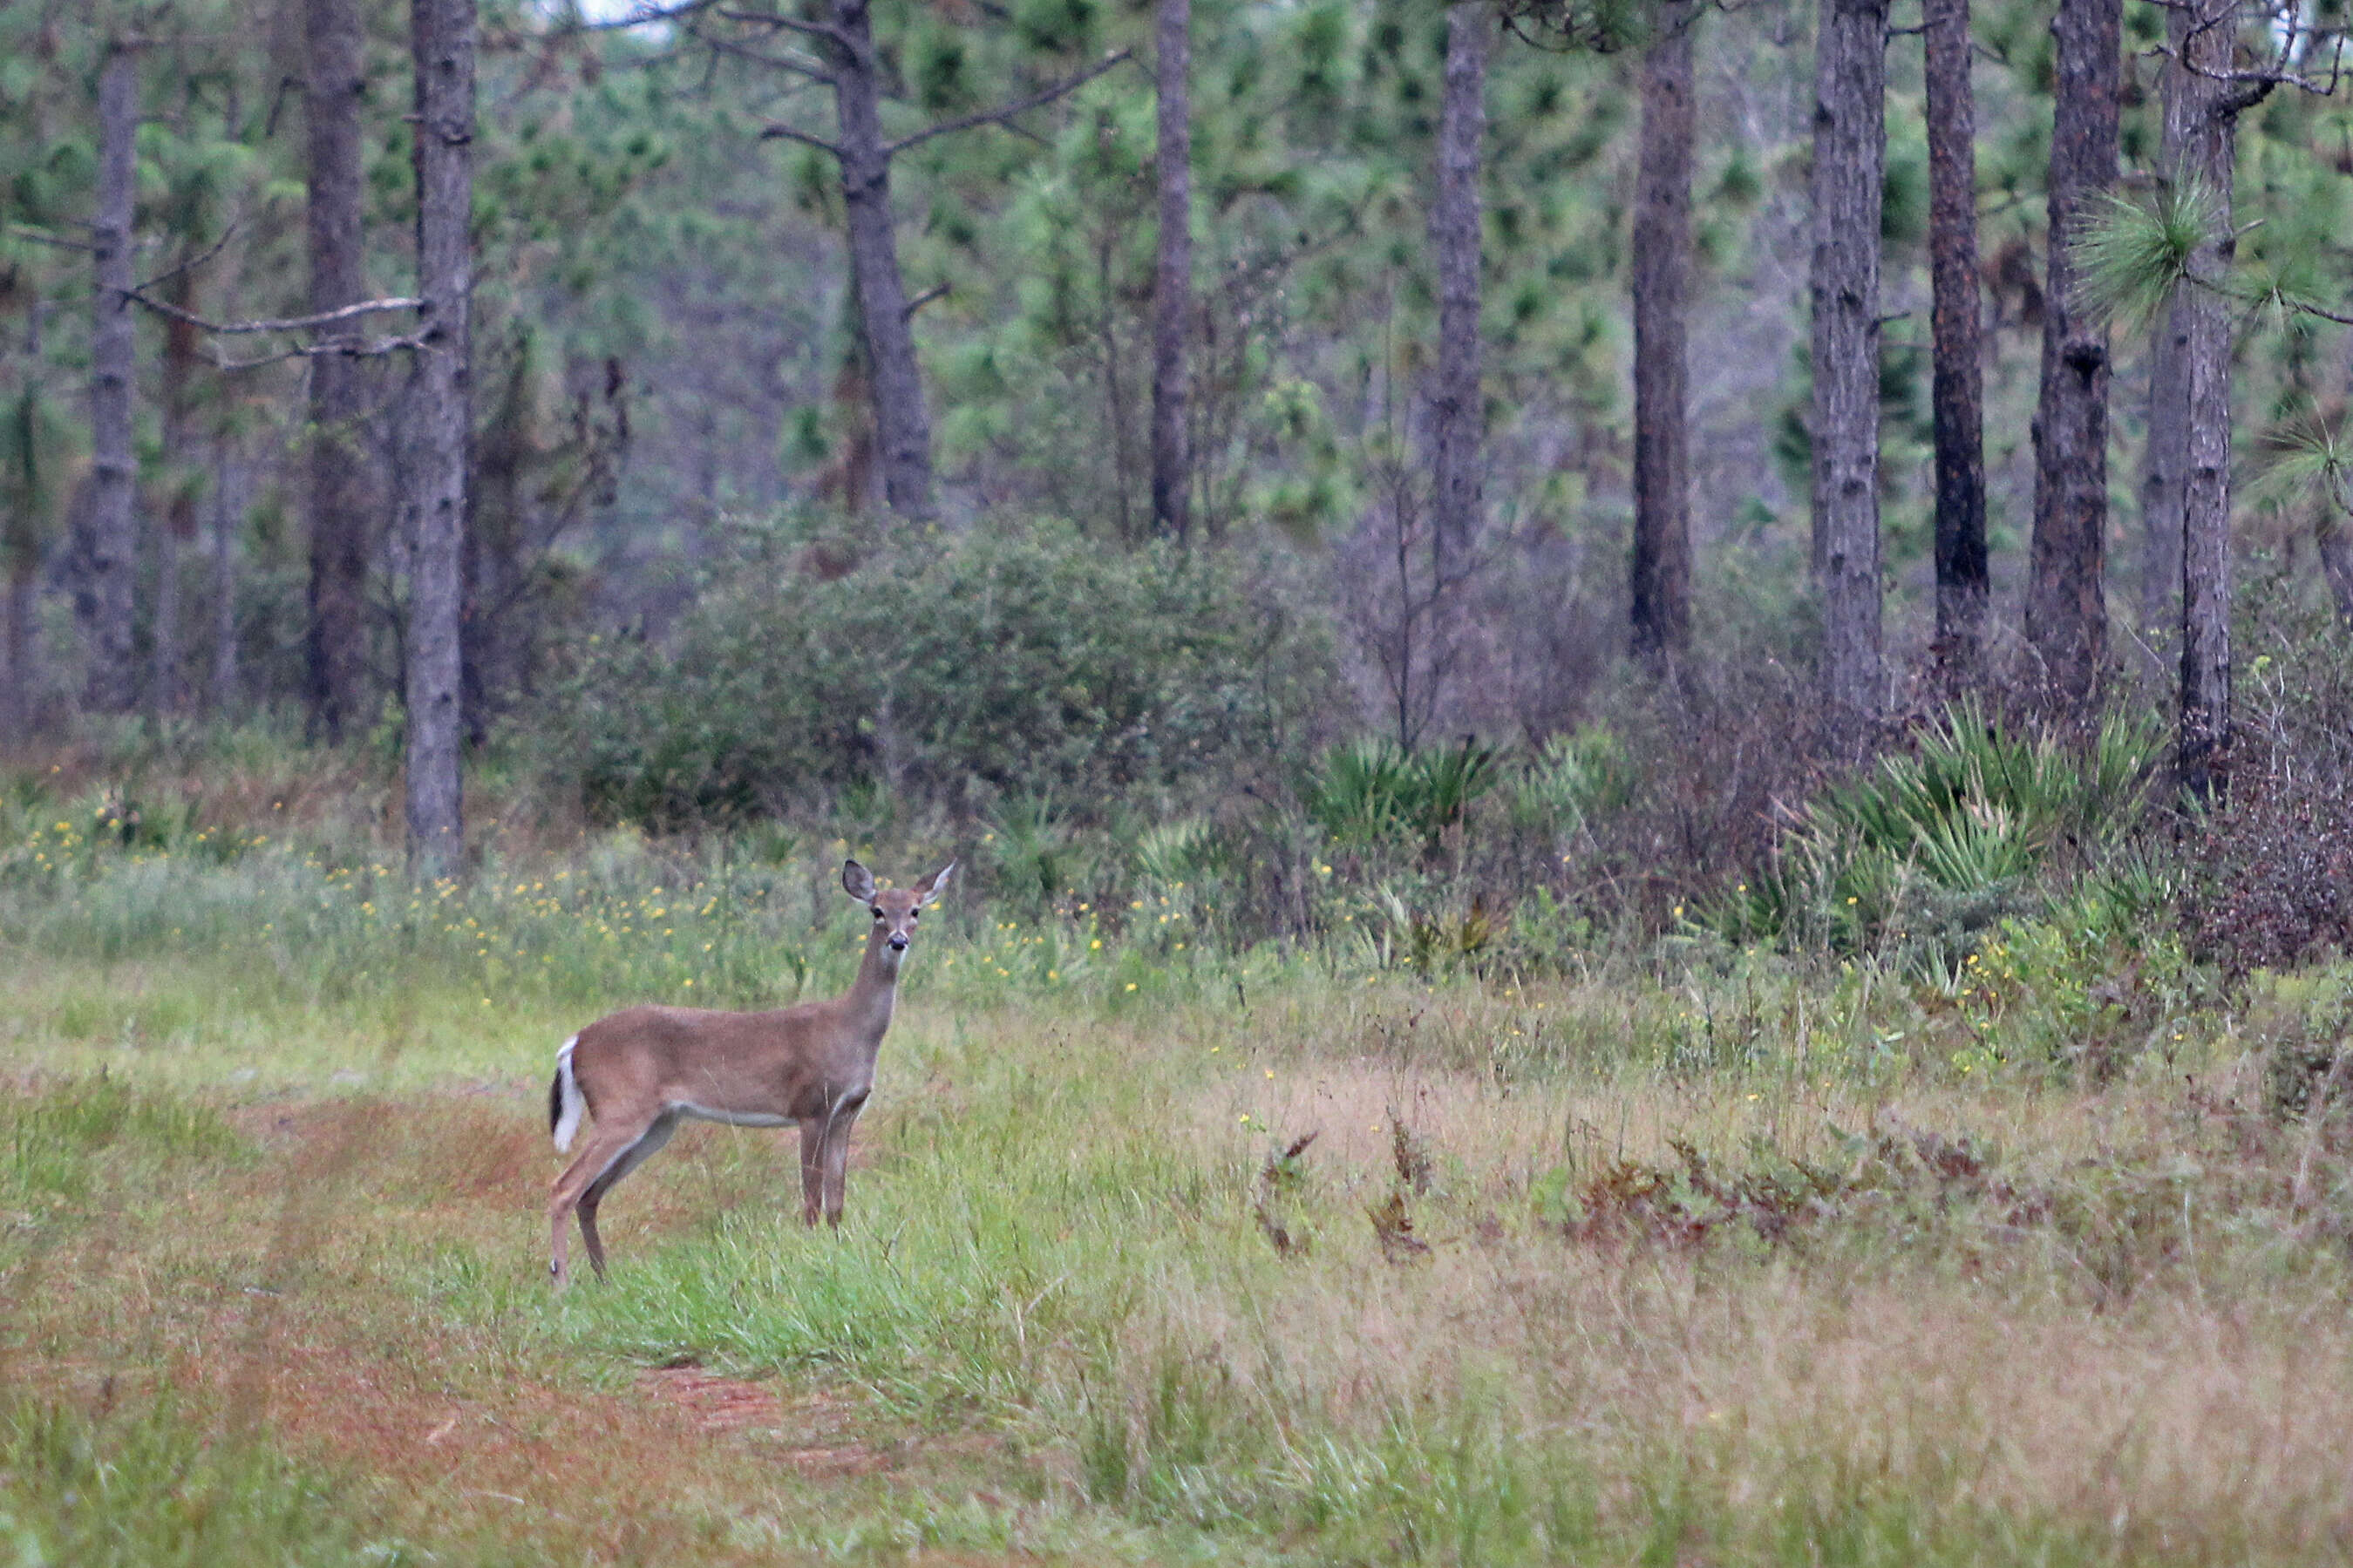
[1105,1035,2353,1562]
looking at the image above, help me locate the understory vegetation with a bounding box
[4,621,2353,1565]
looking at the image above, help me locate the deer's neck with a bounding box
[843,929,905,1045]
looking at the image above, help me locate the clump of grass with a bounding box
[1,1075,247,1210]
[1722,699,2167,967]
[0,1394,400,1567]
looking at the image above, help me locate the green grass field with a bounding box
[3,795,2352,1564]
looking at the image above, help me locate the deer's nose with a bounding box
[888,933,908,951]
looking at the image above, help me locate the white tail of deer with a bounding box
[546,858,953,1287]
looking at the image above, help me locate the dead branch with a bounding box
[7,224,96,254]
[715,7,861,55]
[207,330,435,373]
[2158,0,2346,104]
[132,214,248,296]
[569,0,725,31]
[692,27,833,83]
[757,120,844,157]
[124,291,425,336]
[884,49,1132,158]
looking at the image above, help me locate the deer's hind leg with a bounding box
[549,1110,677,1286]
[576,1110,677,1280]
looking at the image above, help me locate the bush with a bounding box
[2181,777,2353,980]
[2180,611,2353,979]
[1301,735,1501,858]
[1721,698,2169,963]
[539,517,1340,829]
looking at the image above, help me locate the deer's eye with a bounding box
[871,906,883,919]
[908,909,919,920]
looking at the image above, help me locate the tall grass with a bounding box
[0,1395,405,1567]
[6,729,2351,1565]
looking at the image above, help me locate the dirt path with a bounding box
[3,1089,1057,1566]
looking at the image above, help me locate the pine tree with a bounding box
[1629,0,1695,665]
[1923,0,1985,673]
[305,0,374,742]
[1809,0,1888,729]
[2025,0,2119,709]
[85,38,140,715]
[1151,0,1194,540]
[405,0,473,873]
[1428,1,1490,588]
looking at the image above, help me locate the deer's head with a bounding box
[842,859,955,954]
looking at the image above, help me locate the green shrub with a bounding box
[1506,725,1637,845]
[1721,700,2169,963]
[541,518,1338,829]
[1302,736,1502,858]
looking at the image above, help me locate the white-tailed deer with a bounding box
[546,859,953,1287]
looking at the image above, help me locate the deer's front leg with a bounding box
[798,1119,826,1227]
[820,1090,869,1227]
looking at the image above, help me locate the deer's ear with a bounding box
[916,860,955,903]
[841,860,876,901]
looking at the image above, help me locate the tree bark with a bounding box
[2320,509,2353,626]
[306,0,374,742]
[149,263,206,721]
[1808,0,1887,729]
[208,440,240,714]
[4,392,37,734]
[831,0,935,521]
[1149,0,1193,542]
[406,0,473,874]
[2025,0,2119,709]
[2138,7,2190,666]
[1428,1,1487,589]
[2140,311,2187,660]
[1924,0,1987,674]
[2174,0,2237,799]
[85,41,140,716]
[4,540,33,738]
[1629,0,1695,665]
[149,506,180,718]
[1097,231,1135,540]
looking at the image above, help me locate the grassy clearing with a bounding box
[3,826,2352,1563]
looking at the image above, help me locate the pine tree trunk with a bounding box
[832,0,935,521]
[149,270,204,720]
[1808,0,1887,729]
[2140,309,2187,657]
[2025,0,2118,709]
[208,441,239,714]
[1149,0,1193,541]
[405,0,473,875]
[1629,0,1694,665]
[2175,0,2235,799]
[150,527,179,718]
[1428,1,1487,588]
[2319,509,2353,626]
[471,345,527,721]
[306,0,373,742]
[2139,6,2190,668]
[5,527,35,737]
[86,41,140,716]
[1924,0,1986,674]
